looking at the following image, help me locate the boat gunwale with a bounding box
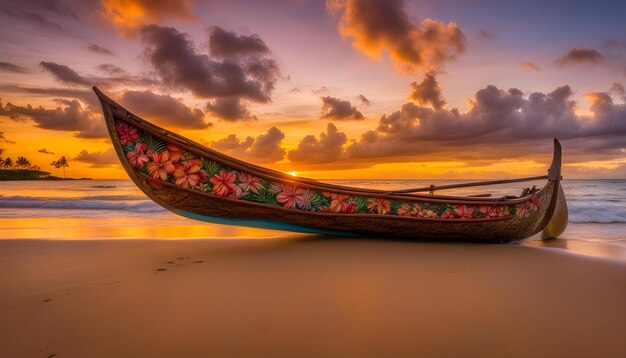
[94,86,552,206]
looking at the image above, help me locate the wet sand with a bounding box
[1,238,625,357]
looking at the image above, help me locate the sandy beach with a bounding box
[1,238,625,358]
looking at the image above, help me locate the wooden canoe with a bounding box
[94,87,568,241]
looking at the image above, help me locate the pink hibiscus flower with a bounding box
[343,202,357,214]
[276,184,305,208]
[516,203,530,218]
[236,172,263,194]
[173,159,205,188]
[479,205,499,218]
[147,151,175,180]
[367,198,391,215]
[210,170,237,197]
[227,185,243,199]
[126,143,149,169]
[528,196,541,211]
[116,121,139,145]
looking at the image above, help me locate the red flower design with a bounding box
[454,205,475,219]
[210,170,237,197]
[516,196,541,218]
[479,205,499,218]
[126,143,149,169]
[173,159,205,188]
[116,121,139,145]
[276,184,305,208]
[417,208,438,218]
[167,143,182,163]
[229,186,244,199]
[147,151,175,180]
[367,198,391,215]
[343,202,357,213]
[397,203,413,216]
[328,193,350,213]
[528,195,541,211]
[516,203,530,218]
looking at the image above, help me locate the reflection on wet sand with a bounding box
[0,217,295,240]
[526,223,626,261]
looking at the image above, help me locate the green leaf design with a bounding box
[140,132,167,153]
[390,200,404,214]
[508,205,516,216]
[353,196,369,213]
[123,142,135,152]
[240,190,253,200]
[434,204,448,216]
[202,159,223,177]
[311,191,330,209]
[249,188,278,205]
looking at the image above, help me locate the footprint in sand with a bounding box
[156,257,206,272]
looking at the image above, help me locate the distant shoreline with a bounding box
[0,169,91,181]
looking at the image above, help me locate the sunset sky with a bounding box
[1,0,626,179]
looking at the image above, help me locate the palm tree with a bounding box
[51,156,69,178]
[16,156,31,169]
[3,157,13,169]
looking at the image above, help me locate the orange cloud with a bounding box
[319,96,364,120]
[328,0,466,74]
[288,123,347,166]
[408,73,446,110]
[518,61,541,72]
[208,127,286,164]
[100,0,195,34]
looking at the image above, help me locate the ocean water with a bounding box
[1,179,625,259]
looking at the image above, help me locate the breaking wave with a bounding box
[568,204,626,223]
[0,195,164,213]
[1,196,625,222]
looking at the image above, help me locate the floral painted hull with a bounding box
[114,119,549,226]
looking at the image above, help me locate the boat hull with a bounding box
[135,173,554,241]
[94,87,564,241]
